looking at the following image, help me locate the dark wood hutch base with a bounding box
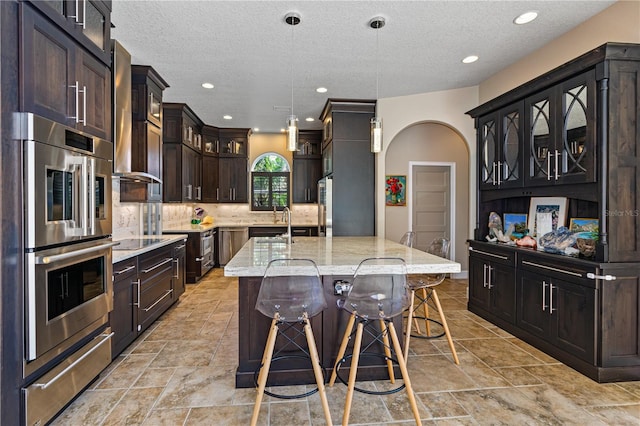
[466,43,640,383]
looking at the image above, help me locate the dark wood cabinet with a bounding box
[203,125,220,155]
[293,159,321,203]
[248,226,318,238]
[137,245,175,332]
[111,258,138,358]
[219,157,248,203]
[202,155,220,202]
[467,43,640,382]
[172,241,187,299]
[121,121,163,202]
[319,100,375,236]
[162,103,204,203]
[468,244,516,324]
[478,102,524,189]
[524,70,597,186]
[21,3,111,140]
[219,128,249,157]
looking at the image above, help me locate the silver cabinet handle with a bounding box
[547,151,552,180]
[216,188,219,201]
[196,256,204,262]
[496,161,502,185]
[542,281,548,311]
[114,264,136,275]
[144,289,173,312]
[521,260,583,277]
[483,264,488,288]
[492,162,497,185]
[586,273,617,281]
[32,332,113,389]
[196,186,202,201]
[175,244,186,250]
[549,283,556,313]
[554,149,559,180]
[229,188,232,200]
[186,184,193,200]
[141,258,173,274]
[469,247,509,260]
[487,265,494,289]
[133,279,141,307]
[173,258,179,279]
[82,85,87,126]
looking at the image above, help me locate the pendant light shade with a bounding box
[370,16,385,153]
[287,115,298,151]
[285,12,301,151]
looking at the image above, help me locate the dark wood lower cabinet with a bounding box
[110,241,186,359]
[468,240,640,382]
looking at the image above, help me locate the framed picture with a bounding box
[503,213,528,237]
[385,175,406,206]
[569,218,599,240]
[528,197,568,240]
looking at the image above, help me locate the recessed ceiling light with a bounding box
[305,117,314,122]
[514,11,538,25]
[280,128,286,133]
[223,115,232,120]
[462,55,479,64]
[316,87,328,93]
[253,127,260,132]
[201,82,214,89]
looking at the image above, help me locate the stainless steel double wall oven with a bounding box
[17,113,116,425]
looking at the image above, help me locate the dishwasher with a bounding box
[219,227,249,265]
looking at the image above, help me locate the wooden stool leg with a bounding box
[379,320,395,383]
[422,288,431,336]
[431,289,459,365]
[329,312,356,386]
[251,318,279,426]
[387,321,423,426]
[342,321,364,426]
[404,289,416,363]
[303,315,333,426]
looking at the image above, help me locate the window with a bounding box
[251,153,290,211]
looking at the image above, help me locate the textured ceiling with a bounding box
[111,0,615,133]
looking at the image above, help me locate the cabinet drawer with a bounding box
[138,246,173,281]
[113,259,137,283]
[468,244,515,266]
[519,255,595,288]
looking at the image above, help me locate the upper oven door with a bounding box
[24,140,112,249]
[25,239,117,362]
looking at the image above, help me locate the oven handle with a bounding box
[32,332,114,390]
[35,241,119,265]
[88,158,96,235]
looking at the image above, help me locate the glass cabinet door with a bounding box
[500,106,522,186]
[527,92,554,182]
[479,116,497,187]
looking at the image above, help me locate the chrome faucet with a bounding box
[281,206,292,244]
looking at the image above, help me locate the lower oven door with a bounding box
[25,239,117,362]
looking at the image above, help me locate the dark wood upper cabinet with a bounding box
[131,65,169,128]
[20,2,111,140]
[219,128,250,157]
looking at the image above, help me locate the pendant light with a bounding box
[285,12,300,151]
[369,16,385,153]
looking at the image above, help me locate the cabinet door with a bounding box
[202,155,219,202]
[551,279,596,363]
[517,270,551,338]
[162,143,183,202]
[77,50,110,139]
[554,70,597,185]
[181,146,198,202]
[172,242,186,299]
[490,265,516,323]
[219,157,247,203]
[497,103,524,188]
[21,4,76,126]
[218,158,233,202]
[525,87,556,185]
[233,157,248,202]
[293,159,320,203]
[468,256,490,311]
[78,0,111,58]
[111,259,138,358]
[478,114,498,189]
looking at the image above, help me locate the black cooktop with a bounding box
[113,238,165,250]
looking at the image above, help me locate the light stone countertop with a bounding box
[112,234,188,263]
[224,236,461,277]
[163,222,317,233]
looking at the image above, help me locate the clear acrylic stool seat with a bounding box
[328,257,422,426]
[251,258,332,426]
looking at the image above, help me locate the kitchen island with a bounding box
[225,236,461,388]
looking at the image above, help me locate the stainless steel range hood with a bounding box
[111,40,161,184]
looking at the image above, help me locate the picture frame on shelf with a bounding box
[527,197,568,241]
[569,217,599,240]
[503,213,528,238]
[385,175,406,206]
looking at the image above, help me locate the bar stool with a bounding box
[329,257,422,426]
[251,258,333,426]
[404,238,459,365]
[399,231,416,248]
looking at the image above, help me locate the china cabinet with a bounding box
[293,130,322,203]
[467,43,640,382]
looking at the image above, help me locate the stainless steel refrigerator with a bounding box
[318,176,332,237]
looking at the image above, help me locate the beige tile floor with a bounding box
[53,269,640,425]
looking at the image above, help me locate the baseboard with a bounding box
[451,270,468,279]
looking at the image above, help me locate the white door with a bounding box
[410,163,454,256]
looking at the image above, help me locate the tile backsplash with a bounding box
[112,179,318,238]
